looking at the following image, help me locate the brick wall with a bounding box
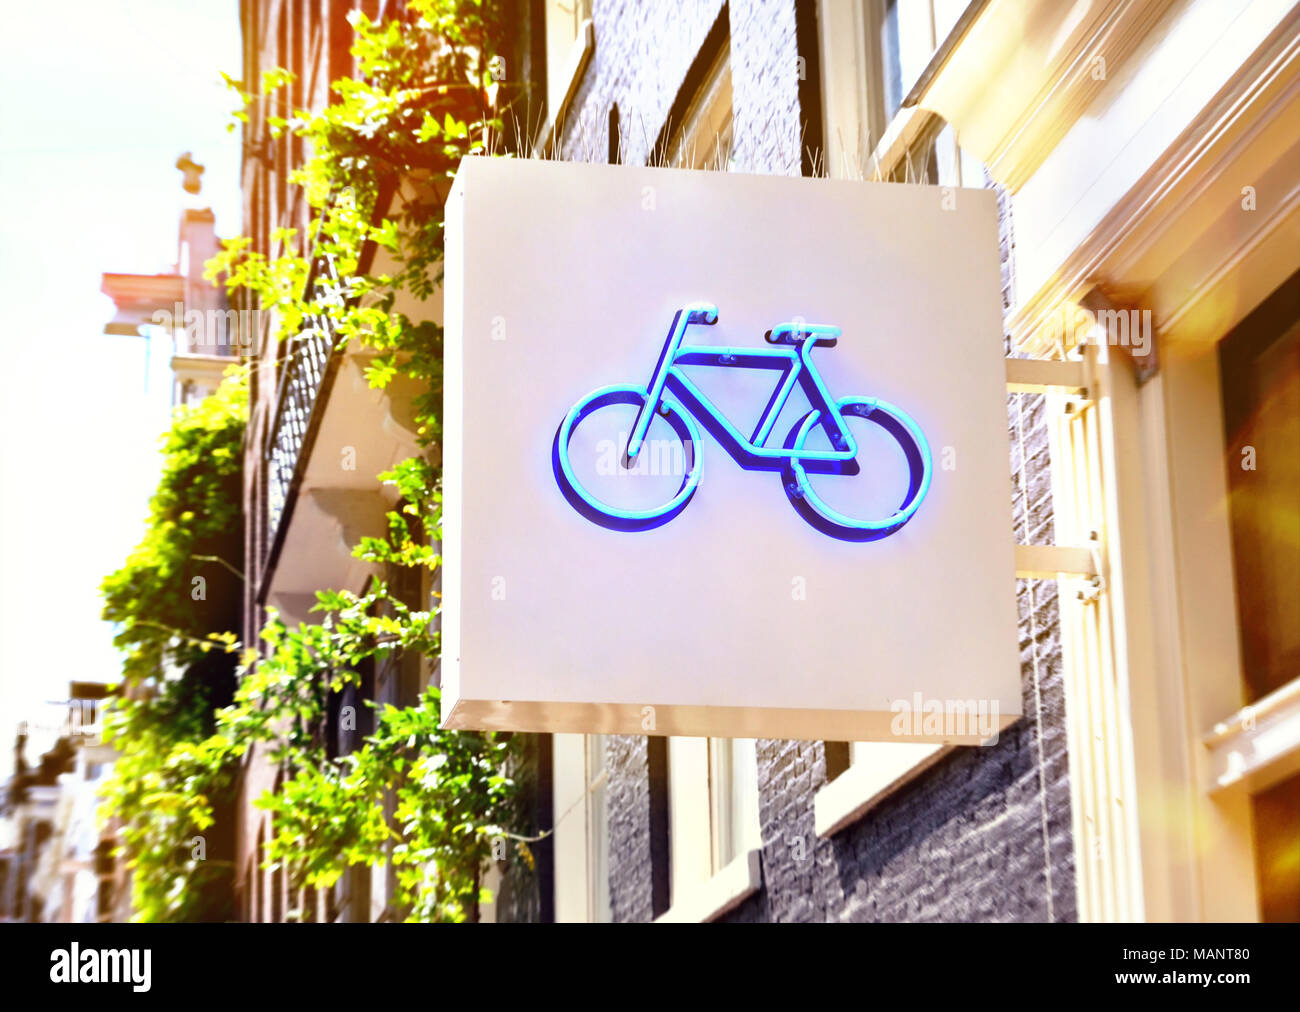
[723,549,1074,922]
[560,0,726,165]
[569,0,1075,922]
[604,735,656,923]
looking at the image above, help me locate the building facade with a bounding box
[234,0,1299,922]
[101,157,245,410]
[0,684,124,923]
[236,0,442,923]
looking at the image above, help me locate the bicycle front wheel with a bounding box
[782,396,932,541]
[553,384,702,532]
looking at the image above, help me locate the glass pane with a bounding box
[1254,772,1300,922]
[1220,297,1300,702]
[1219,275,1300,923]
[732,738,761,851]
[584,734,610,922]
[709,737,734,872]
[668,47,733,170]
[880,0,903,121]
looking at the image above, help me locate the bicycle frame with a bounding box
[626,304,860,473]
[554,302,932,538]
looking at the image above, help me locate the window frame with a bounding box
[657,736,763,923]
[816,0,982,184]
[550,732,611,923]
[663,41,734,171]
[537,1,594,154]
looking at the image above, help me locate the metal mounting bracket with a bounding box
[1005,356,1094,403]
[1014,535,1106,602]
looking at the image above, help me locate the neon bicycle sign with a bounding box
[552,302,932,541]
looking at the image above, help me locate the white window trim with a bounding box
[814,743,951,838]
[551,732,609,922]
[1204,677,1300,794]
[535,18,594,156]
[818,0,973,182]
[815,0,872,176]
[665,43,733,170]
[869,104,934,179]
[659,736,763,922]
[654,847,762,923]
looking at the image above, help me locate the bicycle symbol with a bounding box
[552,302,932,540]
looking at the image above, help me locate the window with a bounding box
[661,736,762,921]
[1220,301,1300,705]
[608,104,621,164]
[583,734,610,922]
[879,0,903,122]
[546,0,592,79]
[275,4,288,231]
[707,737,761,875]
[550,733,610,922]
[1218,273,1300,922]
[663,41,734,171]
[647,6,733,172]
[812,1,989,838]
[817,740,950,837]
[817,0,983,180]
[543,0,594,132]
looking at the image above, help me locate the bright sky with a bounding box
[0,0,242,775]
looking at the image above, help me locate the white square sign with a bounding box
[441,158,1019,743]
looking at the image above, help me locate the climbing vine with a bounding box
[103,0,531,923]
[199,0,531,921]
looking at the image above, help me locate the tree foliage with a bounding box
[99,369,247,921]
[113,0,529,922]
[101,370,246,686]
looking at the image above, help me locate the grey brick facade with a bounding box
[563,0,1075,922]
[605,734,656,923]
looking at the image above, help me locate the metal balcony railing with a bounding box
[264,254,342,540]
